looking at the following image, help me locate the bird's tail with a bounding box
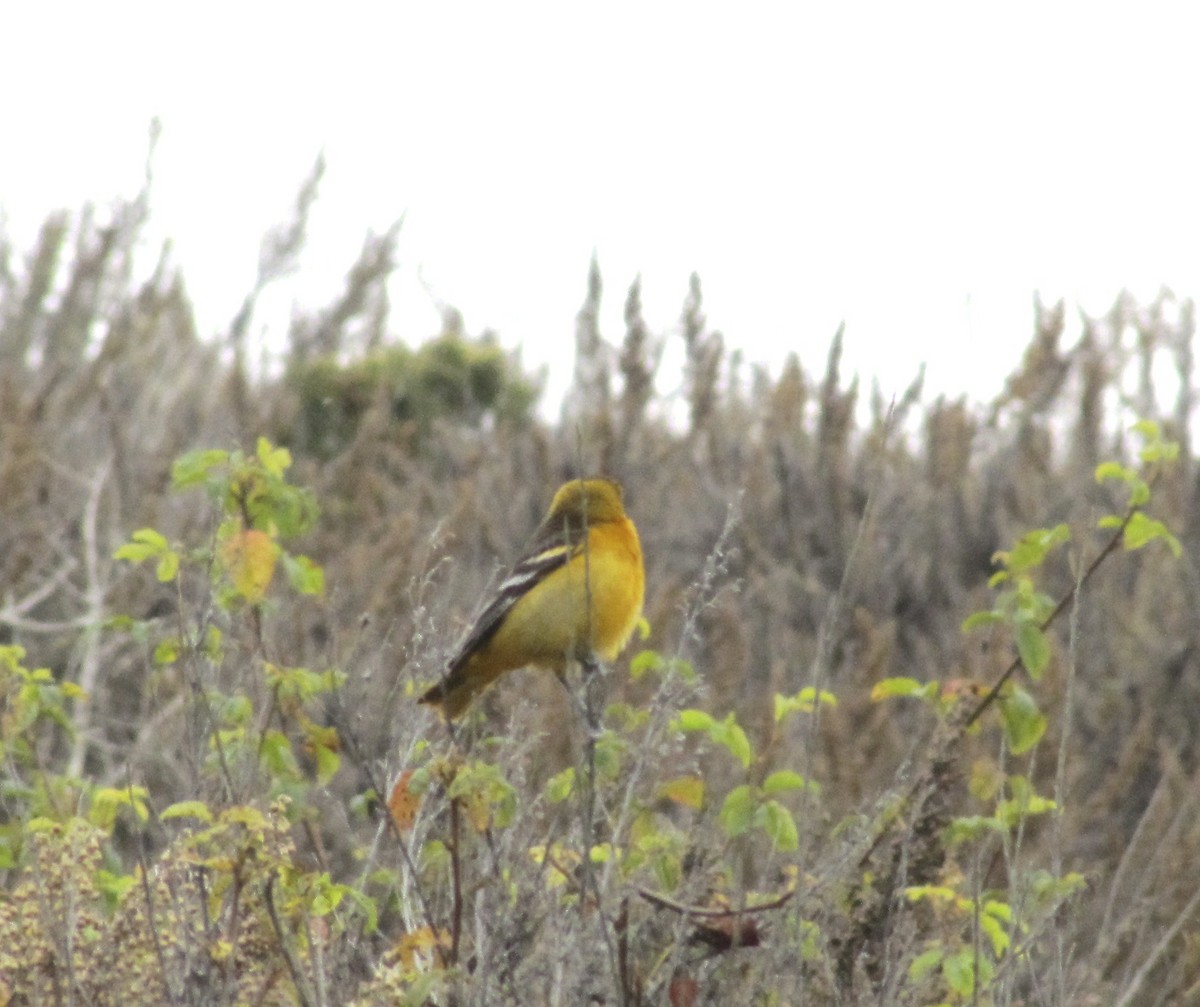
[418,660,502,720]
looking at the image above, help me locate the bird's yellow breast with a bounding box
[483,517,644,670]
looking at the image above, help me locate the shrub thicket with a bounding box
[2,169,1199,1005]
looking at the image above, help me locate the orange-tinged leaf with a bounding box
[941,679,986,700]
[659,776,705,809]
[388,770,421,831]
[669,974,699,1007]
[396,925,451,968]
[220,529,276,602]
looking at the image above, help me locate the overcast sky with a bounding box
[3,3,1198,409]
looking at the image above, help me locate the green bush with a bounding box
[288,335,540,458]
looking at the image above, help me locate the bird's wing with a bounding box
[445,532,579,673]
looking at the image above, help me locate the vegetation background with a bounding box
[2,163,1199,1005]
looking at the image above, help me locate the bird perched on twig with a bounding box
[419,478,645,720]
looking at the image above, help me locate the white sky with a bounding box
[3,3,1199,410]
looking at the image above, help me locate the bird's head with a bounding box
[545,478,627,525]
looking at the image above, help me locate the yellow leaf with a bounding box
[461,790,492,832]
[396,926,451,969]
[210,939,234,962]
[220,529,276,602]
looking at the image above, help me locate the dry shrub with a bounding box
[2,176,1199,1004]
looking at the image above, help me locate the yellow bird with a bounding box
[419,478,645,719]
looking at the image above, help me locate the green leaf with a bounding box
[774,687,838,720]
[871,676,921,698]
[171,449,229,489]
[88,786,150,830]
[630,651,694,683]
[342,886,379,934]
[999,688,1047,754]
[1094,460,1129,484]
[1025,793,1057,815]
[155,550,180,583]
[905,884,958,904]
[718,785,757,838]
[961,610,1004,632]
[1029,869,1086,901]
[1148,439,1180,464]
[260,730,299,778]
[1015,620,1050,679]
[943,949,979,996]
[257,437,293,478]
[1124,512,1183,557]
[1130,420,1180,467]
[673,709,715,733]
[153,638,180,665]
[1011,576,1056,623]
[421,839,449,870]
[762,770,809,795]
[161,800,214,823]
[870,677,938,701]
[713,714,752,768]
[314,743,340,784]
[202,626,224,661]
[629,650,663,680]
[980,909,1011,957]
[908,946,944,980]
[812,687,837,707]
[670,656,696,683]
[349,790,377,820]
[946,814,1005,845]
[1004,524,1070,574]
[132,527,168,550]
[756,799,799,850]
[309,875,344,915]
[772,694,788,721]
[982,899,1012,923]
[283,554,325,595]
[114,528,169,563]
[593,731,626,781]
[310,889,336,916]
[218,693,254,726]
[545,767,576,803]
[96,869,137,909]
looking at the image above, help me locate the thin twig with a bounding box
[449,793,464,967]
[1113,883,1200,1007]
[69,459,112,777]
[1050,530,1088,1002]
[964,506,1134,729]
[264,873,317,1007]
[637,884,796,918]
[132,806,184,1006]
[0,556,79,629]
